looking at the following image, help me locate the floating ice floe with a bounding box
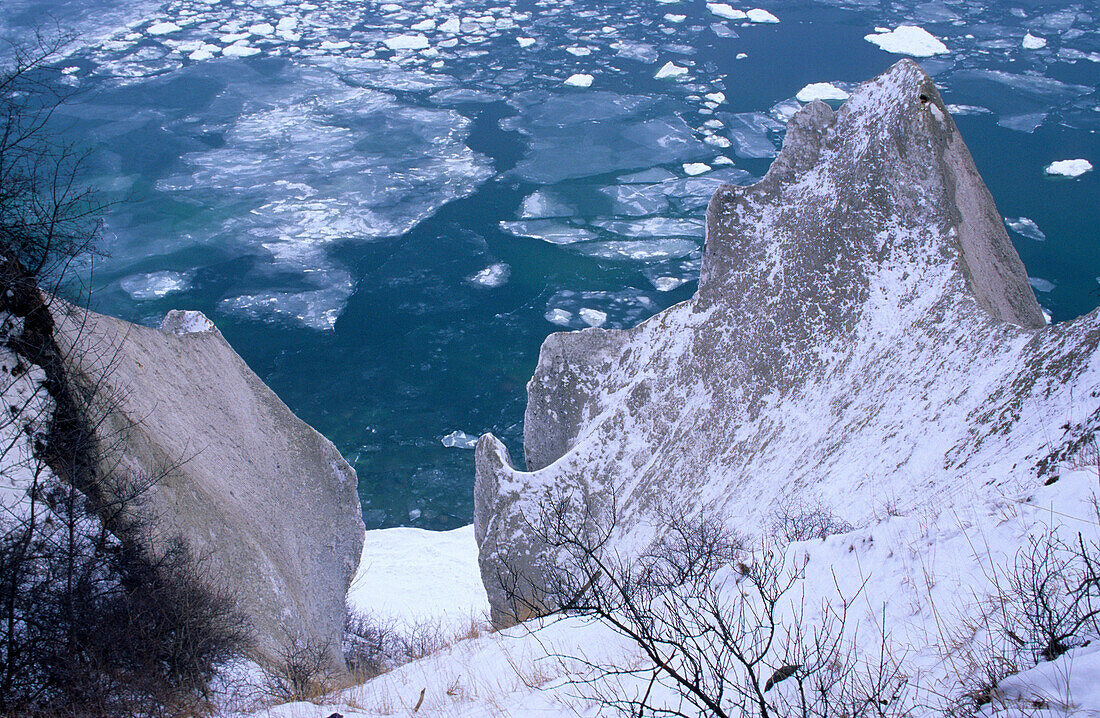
[591,217,705,238]
[545,308,572,326]
[579,308,608,327]
[747,9,780,23]
[1022,32,1047,50]
[188,45,221,61]
[665,14,687,23]
[575,239,698,262]
[864,26,949,57]
[147,21,181,35]
[1005,217,1046,241]
[516,37,536,48]
[120,271,191,301]
[1028,277,1056,293]
[707,3,747,21]
[441,430,478,449]
[652,275,689,291]
[384,34,430,51]
[683,162,711,175]
[655,61,688,79]
[500,220,595,244]
[601,184,671,216]
[564,73,594,88]
[519,191,574,218]
[223,42,261,57]
[467,263,511,288]
[720,112,783,158]
[1044,159,1093,178]
[796,82,849,102]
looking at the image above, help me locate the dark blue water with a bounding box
[2,0,1096,529]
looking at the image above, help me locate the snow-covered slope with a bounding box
[473,59,1100,627]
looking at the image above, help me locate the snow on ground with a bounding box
[347,525,489,634]
[0,315,56,526]
[865,25,949,56]
[252,467,1100,717]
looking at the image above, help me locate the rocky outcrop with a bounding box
[474,60,1100,625]
[54,306,365,669]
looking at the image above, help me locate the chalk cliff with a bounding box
[54,306,365,669]
[474,60,1100,625]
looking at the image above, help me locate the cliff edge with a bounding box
[54,306,365,669]
[474,60,1100,625]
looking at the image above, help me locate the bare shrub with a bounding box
[264,633,336,703]
[1000,531,1100,664]
[768,501,855,543]
[943,527,1100,716]
[502,489,912,717]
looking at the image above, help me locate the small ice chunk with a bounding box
[120,271,190,300]
[385,34,430,50]
[1044,159,1093,178]
[411,19,436,31]
[516,37,536,47]
[564,73,594,88]
[519,191,574,218]
[148,21,182,35]
[439,17,461,33]
[795,82,849,102]
[665,14,687,23]
[747,9,780,23]
[566,47,592,56]
[707,3,747,20]
[653,276,688,291]
[579,308,608,327]
[222,42,262,57]
[545,308,572,325]
[705,91,726,104]
[408,508,421,520]
[248,22,275,36]
[683,162,711,175]
[500,220,595,244]
[1005,217,1046,241]
[655,61,689,79]
[735,52,748,59]
[320,40,352,50]
[160,309,215,335]
[441,430,478,449]
[220,32,251,43]
[1022,32,1047,50]
[188,44,221,61]
[864,26,949,57]
[769,98,802,122]
[1028,277,1056,293]
[467,263,511,288]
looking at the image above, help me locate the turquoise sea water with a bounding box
[2,0,1097,529]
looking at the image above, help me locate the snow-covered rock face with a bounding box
[53,305,365,670]
[473,60,1100,626]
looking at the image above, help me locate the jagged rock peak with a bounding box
[473,60,1100,626]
